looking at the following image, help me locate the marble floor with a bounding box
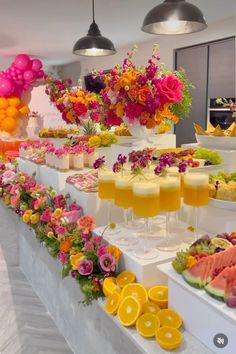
[0,250,72,354]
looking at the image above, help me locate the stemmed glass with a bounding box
[157,175,181,251]
[132,181,160,259]
[98,169,120,236]
[183,172,209,241]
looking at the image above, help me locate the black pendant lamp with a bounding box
[142,0,207,35]
[73,0,116,56]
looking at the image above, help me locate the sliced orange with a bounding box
[121,283,148,305]
[103,277,120,297]
[136,313,160,338]
[117,296,142,326]
[148,285,168,309]
[116,271,136,288]
[156,326,182,350]
[142,301,161,315]
[105,292,121,315]
[157,309,182,329]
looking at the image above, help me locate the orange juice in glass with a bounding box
[167,166,184,197]
[183,173,209,206]
[114,175,133,209]
[133,182,160,218]
[98,170,115,200]
[160,176,181,212]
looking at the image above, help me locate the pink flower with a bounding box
[69,201,82,212]
[62,210,81,224]
[78,259,93,275]
[89,100,99,109]
[74,102,87,116]
[32,196,46,210]
[104,109,122,127]
[156,74,183,104]
[93,235,103,245]
[40,208,52,223]
[99,253,115,273]
[53,194,66,209]
[96,245,107,257]
[81,232,91,241]
[91,112,101,122]
[55,225,66,236]
[10,195,20,209]
[2,170,16,185]
[58,251,68,265]
[125,102,144,121]
[77,215,96,233]
[83,241,94,252]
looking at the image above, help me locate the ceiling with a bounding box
[0,0,235,68]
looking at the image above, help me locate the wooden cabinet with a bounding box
[175,37,235,146]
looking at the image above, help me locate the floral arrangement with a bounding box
[0,162,121,304]
[56,86,103,126]
[45,75,72,104]
[100,45,193,129]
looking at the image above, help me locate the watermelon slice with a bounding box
[205,265,236,302]
[182,246,236,289]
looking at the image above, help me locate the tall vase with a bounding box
[123,118,156,149]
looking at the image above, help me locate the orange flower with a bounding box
[128,85,139,100]
[70,252,84,270]
[114,82,121,92]
[60,239,71,253]
[107,245,122,261]
[66,111,76,123]
[137,88,150,105]
[115,101,124,117]
[146,117,157,129]
[77,215,96,233]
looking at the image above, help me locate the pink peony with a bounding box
[78,259,93,276]
[74,102,87,116]
[156,74,183,104]
[40,208,52,223]
[99,253,116,273]
[125,101,144,121]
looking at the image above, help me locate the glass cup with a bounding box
[157,175,181,251]
[183,172,209,240]
[132,181,160,259]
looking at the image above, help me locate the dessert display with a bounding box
[209,171,236,202]
[66,171,98,192]
[39,127,79,138]
[172,233,236,308]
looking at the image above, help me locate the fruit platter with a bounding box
[208,171,236,209]
[194,122,236,150]
[66,171,98,192]
[172,233,236,308]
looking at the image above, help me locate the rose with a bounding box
[156,74,183,104]
[78,259,93,276]
[99,253,116,273]
[83,241,95,252]
[77,215,96,233]
[74,102,87,116]
[137,88,150,105]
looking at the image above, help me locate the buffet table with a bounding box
[0,204,213,354]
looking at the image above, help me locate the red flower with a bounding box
[74,102,87,116]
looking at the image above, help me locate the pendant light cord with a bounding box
[92,0,95,23]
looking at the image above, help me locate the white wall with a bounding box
[79,16,235,78]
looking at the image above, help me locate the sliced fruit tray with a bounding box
[172,233,236,309]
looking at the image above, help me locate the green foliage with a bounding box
[170,67,194,119]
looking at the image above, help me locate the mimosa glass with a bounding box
[132,181,160,259]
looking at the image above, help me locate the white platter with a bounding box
[209,197,236,211]
[196,134,236,150]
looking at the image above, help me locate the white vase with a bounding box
[57,155,70,172]
[124,117,156,149]
[73,153,84,170]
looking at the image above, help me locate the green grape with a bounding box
[193,148,223,165]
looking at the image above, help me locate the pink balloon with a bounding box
[16,68,21,74]
[1,73,6,78]
[0,78,15,96]
[14,54,31,71]
[31,59,42,72]
[13,85,23,96]
[18,74,23,80]
[23,70,36,82]
[6,74,12,79]
[37,70,44,78]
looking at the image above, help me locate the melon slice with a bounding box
[205,265,236,302]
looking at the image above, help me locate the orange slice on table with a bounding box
[142,301,161,315]
[148,285,168,309]
[103,277,120,297]
[157,309,182,329]
[116,271,136,288]
[105,292,121,315]
[121,283,148,305]
[156,326,182,350]
[136,313,160,338]
[117,296,142,327]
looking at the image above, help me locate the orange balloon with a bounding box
[7,96,21,108]
[6,106,18,118]
[0,113,5,120]
[0,97,8,109]
[19,105,29,115]
[1,117,17,132]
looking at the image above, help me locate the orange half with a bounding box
[121,283,148,305]
[157,309,182,329]
[156,326,182,350]
[148,285,168,309]
[117,296,142,327]
[136,313,160,338]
